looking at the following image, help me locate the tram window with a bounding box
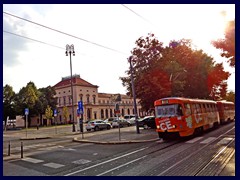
[184,103,191,115]
[177,105,183,116]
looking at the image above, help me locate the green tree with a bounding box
[224,91,235,103]
[45,105,53,124]
[35,86,57,124]
[212,20,235,67]
[3,84,16,121]
[62,106,69,124]
[14,82,39,126]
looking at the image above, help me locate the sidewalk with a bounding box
[73,126,159,144]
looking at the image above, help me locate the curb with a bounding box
[73,137,159,144]
[20,137,51,140]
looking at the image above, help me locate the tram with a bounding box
[216,100,235,124]
[154,97,222,138]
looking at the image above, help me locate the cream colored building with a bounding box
[54,74,143,123]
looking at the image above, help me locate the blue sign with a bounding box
[25,108,29,115]
[78,101,83,110]
[54,109,57,117]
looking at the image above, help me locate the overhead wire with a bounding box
[3,11,128,55]
[3,30,64,50]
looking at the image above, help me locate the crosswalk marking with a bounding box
[43,162,65,169]
[185,137,203,143]
[217,137,234,145]
[22,157,44,163]
[199,137,216,144]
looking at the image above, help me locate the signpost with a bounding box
[54,109,57,134]
[114,103,121,141]
[78,101,84,139]
[25,108,29,138]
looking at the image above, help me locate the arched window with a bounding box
[86,94,90,103]
[79,94,83,102]
[93,95,96,104]
[122,109,124,116]
[101,109,104,119]
[105,109,108,118]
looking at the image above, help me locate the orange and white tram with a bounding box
[154,97,220,138]
[216,100,235,124]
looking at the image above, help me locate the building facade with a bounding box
[54,74,143,123]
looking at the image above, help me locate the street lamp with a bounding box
[66,44,76,132]
[129,56,140,134]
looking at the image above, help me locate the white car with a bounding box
[112,119,130,128]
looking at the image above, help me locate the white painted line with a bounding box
[72,159,91,165]
[22,157,44,163]
[96,156,147,176]
[64,147,148,176]
[200,137,216,144]
[217,137,234,145]
[43,162,65,169]
[185,137,203,143]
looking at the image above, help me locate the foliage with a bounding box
[45,105,53,120]
[224,91,235,103]
[212,20,235,67]
[62,106,69,124]
[121,34,230,111]
[3,84,16,120]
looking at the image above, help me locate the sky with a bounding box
[3,4,235,95]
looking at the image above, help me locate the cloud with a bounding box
[3,15,29,67]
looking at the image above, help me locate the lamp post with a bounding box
[66,44,76,132]
[129,56,140,134]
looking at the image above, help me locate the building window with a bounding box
[122,109,124,116]
[79,94,83,102]
[69,96,71,105]
[93,95,96,104]
[63,96,66,106]
[105,109,108,118]
[101,109,104,119]
[58,97,61,106]
[86,94,90,103]
[110,109,113,117]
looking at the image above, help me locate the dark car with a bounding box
[138,116,156,129]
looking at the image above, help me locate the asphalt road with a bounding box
[3,122,235,176]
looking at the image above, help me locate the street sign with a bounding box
[78,101,83,110]
[25,108,29,115]
[78,101,84,114]
[54,109,57,117]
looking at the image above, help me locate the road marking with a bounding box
[199,137,216,144]
[43,162,65,169]
[64,147,148,176]
[96,156,147,176]
[185,137,203,143]
[72,159,91,165]
[22,157,44,163]
[217,137,234,145]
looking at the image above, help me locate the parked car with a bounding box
[138,116,156,129]
[86,120,111,131]
[103,117,117,125]
[124,114,135,120]
[112,119,131,128]
[127,117,138,125]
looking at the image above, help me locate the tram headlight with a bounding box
[157,125,160,129]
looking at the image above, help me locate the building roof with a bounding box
[54,74,98,89]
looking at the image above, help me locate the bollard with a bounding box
[8,141,10,156]
[21,142,23,158]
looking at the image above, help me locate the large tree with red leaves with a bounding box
[120,34,230,111]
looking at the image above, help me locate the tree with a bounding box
[3,84,16,121]
[45,105,53,125]
[14,82,39,126]
[62,106,69,124]
[35,86,57,125]
[121,34,230,111]
[212,20,235,67]
[224,91,235,103]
